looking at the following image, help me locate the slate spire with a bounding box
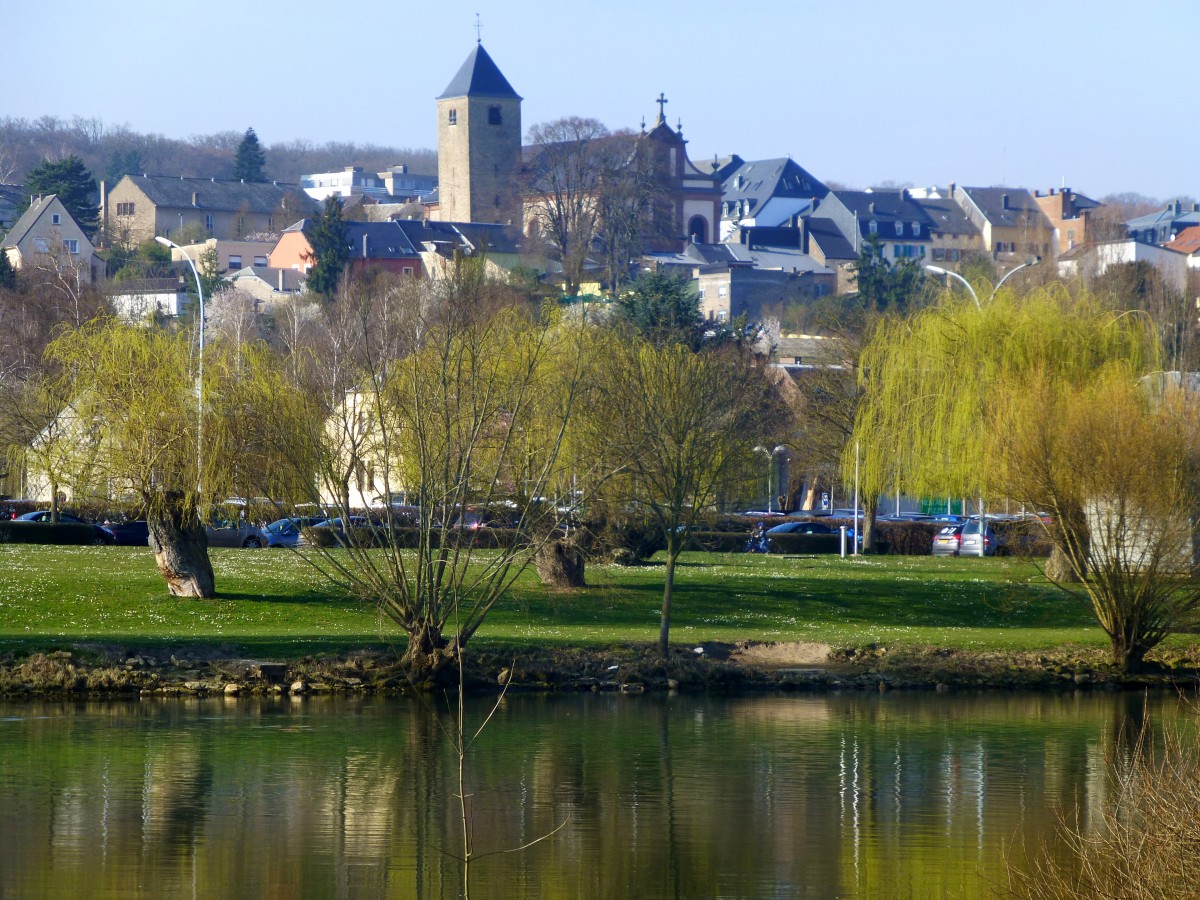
[437,44,521,100]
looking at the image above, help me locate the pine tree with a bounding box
[23,156,100,238]
[304,197,349,297]
[233,127,267,182]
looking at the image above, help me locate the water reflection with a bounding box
[0,691,1193,899]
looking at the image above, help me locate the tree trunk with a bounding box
[861,498,880,554]
[400,625,456,682]
[147,501,215,598]
[1045,545,1082,582]
[658,545,679,659]
[534,537,587,588]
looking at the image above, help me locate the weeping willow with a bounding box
[848,284,1159,504]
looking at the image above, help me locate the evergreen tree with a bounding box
[851,233,924,314]
[23,155,99,238]
[304,197,349,297]
[615,272,704,347]
[0,249,16,290]
[105,149,144,185]
[233,127,267,182]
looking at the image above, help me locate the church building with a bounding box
[430,43,720,253]
[431,43,523,226]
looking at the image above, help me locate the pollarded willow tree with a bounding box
[300,262,591,676]
[44,319,321,597]
[997,366,1200,672]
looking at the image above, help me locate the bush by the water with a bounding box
[1005,720,1200,898]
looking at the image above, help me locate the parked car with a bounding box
[931,523,966,557]
[957,519,997,557]
[15,511,114,544]
[262,516,328,548]
[302,516,374,547]
[102,520,150,546]
[766,521,836,535]
[206,516,265,548]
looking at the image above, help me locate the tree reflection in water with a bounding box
[1,691,1196,899]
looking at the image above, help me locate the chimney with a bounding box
[362,233,369,257]
[278,269,285,292]
[1001,193,1010,210]
[868,201,875,215]
[192,191,200,207]
[811,196,819,212]
[949,182,957,195]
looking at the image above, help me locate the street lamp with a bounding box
[923,256,1039,524]
[753,445,789,513]
[155,235,205,493]
[924,257,1040,308]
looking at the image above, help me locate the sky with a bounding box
[4,0,1196,201]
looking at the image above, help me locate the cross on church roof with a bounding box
[475,12,481,42]
[655,93,668,124]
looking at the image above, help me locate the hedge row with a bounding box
[0,522,105,545]
[301,526,524,550]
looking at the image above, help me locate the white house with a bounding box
[1057,239,1189,293]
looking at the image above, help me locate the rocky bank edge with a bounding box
[3,641,1200,698]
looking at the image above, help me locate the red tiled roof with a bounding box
[1165,225,1200,255]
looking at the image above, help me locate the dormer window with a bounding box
[868,220,878,235]
[448,109,457,126]
[488,106,502,125]
[912,222,921,236]
[894,221,903,236]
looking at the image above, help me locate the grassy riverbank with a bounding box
[0,543,1151,660]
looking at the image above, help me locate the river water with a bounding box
[0,690,1189,899]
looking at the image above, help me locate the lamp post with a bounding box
[753,445,789,513]
[924,257,1040,308]
[155,235,204,494]
[924,257,1039,526]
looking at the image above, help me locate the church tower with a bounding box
[435,43,522,224]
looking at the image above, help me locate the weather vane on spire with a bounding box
[475,12,481,43]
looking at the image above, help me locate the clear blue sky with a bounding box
[5,0,1195,200]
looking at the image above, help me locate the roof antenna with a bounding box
[475,12,481,43]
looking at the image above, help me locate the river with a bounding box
[0,690,1188,899]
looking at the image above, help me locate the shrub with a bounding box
[584,518,664,563]
[0,522,102,545]
[873,521,941,556]
[1005,721,1200,899]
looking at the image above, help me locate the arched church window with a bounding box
[488,106,502,125]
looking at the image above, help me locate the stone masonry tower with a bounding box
[435,43,522,224]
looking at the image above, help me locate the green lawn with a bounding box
[0,544,1167,658]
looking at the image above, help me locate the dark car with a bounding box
[931,523,965,557]
[15,511,115,544]
[102,520,150,546]
[766,521,836,535]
